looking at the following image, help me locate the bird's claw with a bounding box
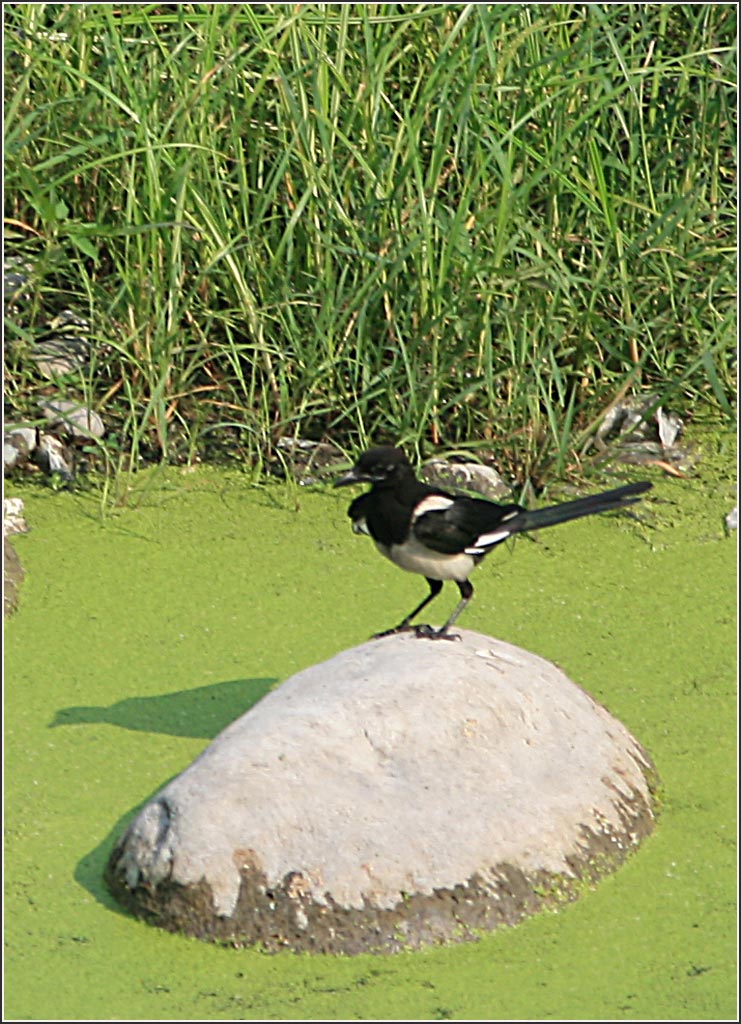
[371,623,461,641]
[413,624,461,641]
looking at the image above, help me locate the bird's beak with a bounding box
[333,467,359,488]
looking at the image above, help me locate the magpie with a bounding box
[335,446,652,640]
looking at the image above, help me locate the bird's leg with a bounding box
[414,580,473,640]
[372,578,443,638]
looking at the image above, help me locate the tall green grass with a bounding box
[4,3,736,485]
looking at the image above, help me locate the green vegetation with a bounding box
[3,427,737,1019]
[4,3,736,487]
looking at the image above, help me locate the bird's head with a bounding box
[334,446,413,487]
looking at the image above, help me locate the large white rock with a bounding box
[106,630,657,953]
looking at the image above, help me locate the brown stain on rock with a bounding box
[105,775,657,955]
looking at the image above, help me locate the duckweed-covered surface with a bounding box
[4,432,736,1021]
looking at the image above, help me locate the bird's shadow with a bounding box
[52,675,277,916]
[50,675,277,739]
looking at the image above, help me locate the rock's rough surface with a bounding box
[106,630,658,953]
[4,497,28,617]
[39,399,105,440]
[4,538,25,617]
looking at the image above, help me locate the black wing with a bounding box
[347,492,372,523]
[413,496,525,555]
[414,481,651,554]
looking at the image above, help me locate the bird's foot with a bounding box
[413,624,461,641]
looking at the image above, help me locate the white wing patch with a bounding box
[411,494,455,521]
[466,511,520,554]
[465,528,511,554]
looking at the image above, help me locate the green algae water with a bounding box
[4,433,736,1021]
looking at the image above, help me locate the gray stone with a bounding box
[3,497,29,537]
[591,395,696,472]
[4,539,25,616]
[29,309,91,378]
[39,399,105,440]
[4,498,29,616]
[3,255,33,307]
[422,458,512,501]
[275,438,345,485]
[106,630,657,954]
[33,433,74,480]
[3,427,37,474]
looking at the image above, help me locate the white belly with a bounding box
[375,536,478,583]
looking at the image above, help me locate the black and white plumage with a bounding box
[335,446,652,639]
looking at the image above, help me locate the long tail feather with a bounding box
[509,481,651,534]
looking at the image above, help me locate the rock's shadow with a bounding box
[50,676,277,739]
[77,790,172,917]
